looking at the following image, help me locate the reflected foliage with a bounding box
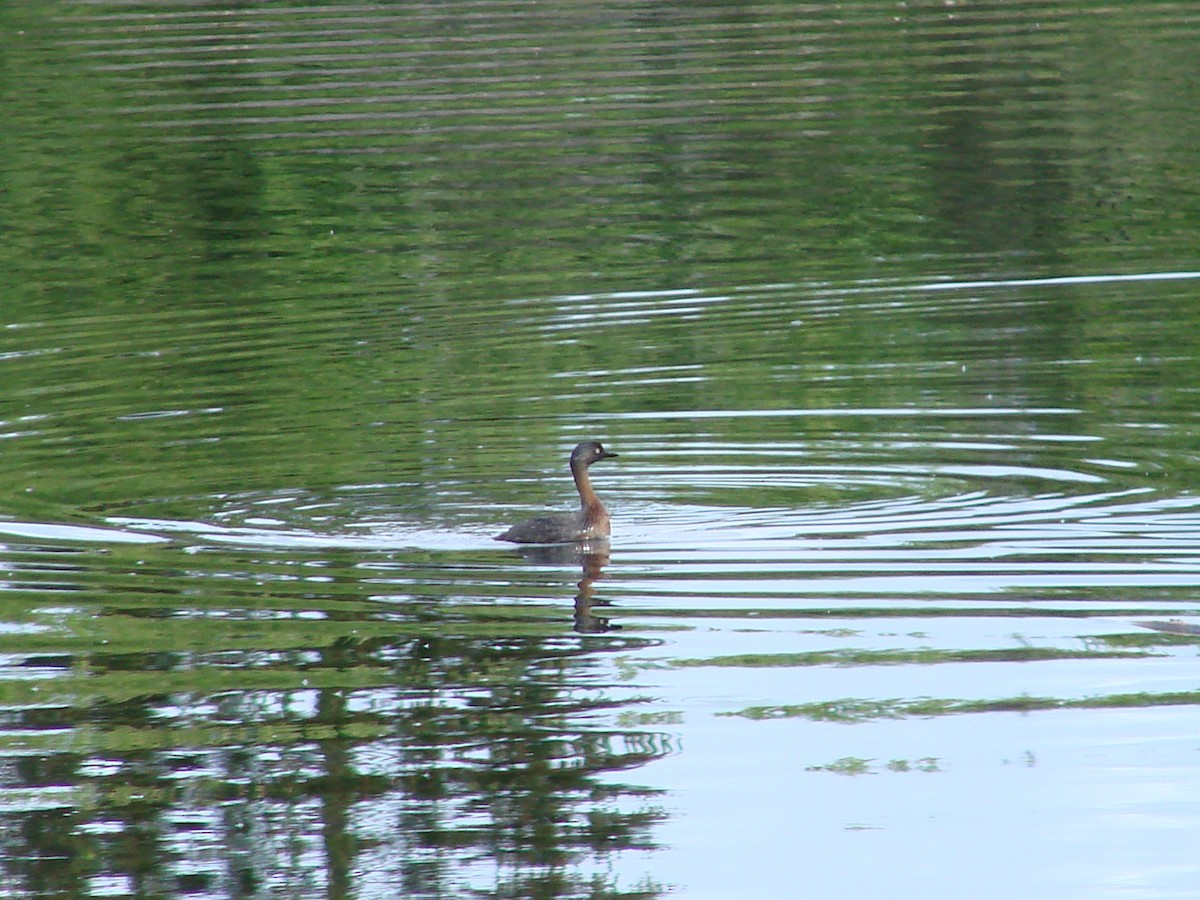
[1,1,1199,506]
[730,690,1200,723]
[0,544,668,898]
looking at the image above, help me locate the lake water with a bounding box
[3,2,1200,897]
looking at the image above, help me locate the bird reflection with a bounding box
[510,542,619,634]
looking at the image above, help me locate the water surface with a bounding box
[3,2,1200,897]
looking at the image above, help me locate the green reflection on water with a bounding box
[671,645,1159,668]
[2,1,1200,517]
[729,689,1200,723]
[0,540,669,897]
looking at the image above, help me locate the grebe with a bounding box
[496,441,619,544]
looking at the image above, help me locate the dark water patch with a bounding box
[730,689,1200,724]
[807,755,942,776]
[674,645,1160,669]
[0,545,674,897]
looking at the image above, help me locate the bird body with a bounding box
[496,441,618,544]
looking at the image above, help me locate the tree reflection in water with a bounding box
[0,569,670,898]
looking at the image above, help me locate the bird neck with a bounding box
[572,460,603,511]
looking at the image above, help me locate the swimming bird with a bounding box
[496,441,619,543]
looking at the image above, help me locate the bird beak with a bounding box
[601,450,619,459]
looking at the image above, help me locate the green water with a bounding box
[2,2,1200,897]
